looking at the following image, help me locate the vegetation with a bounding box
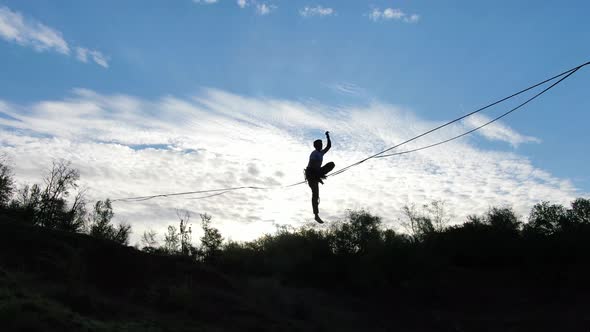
[1,159,131,244]
[1,158,589,331]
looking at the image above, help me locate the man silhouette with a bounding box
[305,131,335,224]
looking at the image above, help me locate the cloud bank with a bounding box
[0,89,580,243]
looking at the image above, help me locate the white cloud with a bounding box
[0,89,581,244]
[405,14,420,23]
[193,0,219,4]
[383,8,405,20]
[328,82,365,97]
[75,47,109,68]
[256,3,276,16]
[237,0,248,8]
[369,7,420,23]
[75,47,89,62]
[463,114,541,147]
[0,6,108,67]
[0,6,69,54]
[300,5,334,18]
[237,0,275,15]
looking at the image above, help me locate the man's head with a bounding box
[313,139,322,151]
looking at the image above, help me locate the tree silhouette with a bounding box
[141,229,159,252]
[526,202,568,235]
[401,200,449,241]
[34,160,86,232]
[0,155,15,207]
[199,214,223,263]
[88,199,131,245]
[176,209,193,256]
[330,209,382,255]
[569,198,590,224]
[486,206,521,232]
[164,225,180,254]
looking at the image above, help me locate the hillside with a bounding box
[0,219,395,331]
[1,207,590,331]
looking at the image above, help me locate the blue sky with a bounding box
[0,1,589,241]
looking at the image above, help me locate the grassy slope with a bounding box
[0,221,376,331]
[1,219,590,331]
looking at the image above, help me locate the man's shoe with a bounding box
[314,215,324,224]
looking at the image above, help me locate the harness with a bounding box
[304,167,323,183]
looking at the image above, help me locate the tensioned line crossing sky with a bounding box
[1,0,589,242]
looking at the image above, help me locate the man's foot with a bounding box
[314,214,324,224]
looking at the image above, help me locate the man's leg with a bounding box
[320,162,335,177]
[308,180,323,223]
[309,180,319,215]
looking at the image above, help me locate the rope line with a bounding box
[115,186,268,202]
[112,61,589,203]
[113,181,309,202]
[328,61,589,177]
[375,67,581,159]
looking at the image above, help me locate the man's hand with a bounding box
[322,131,332,153]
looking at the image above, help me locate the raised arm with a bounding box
[322,131,331,154]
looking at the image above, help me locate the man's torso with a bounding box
[308,150,324,169]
